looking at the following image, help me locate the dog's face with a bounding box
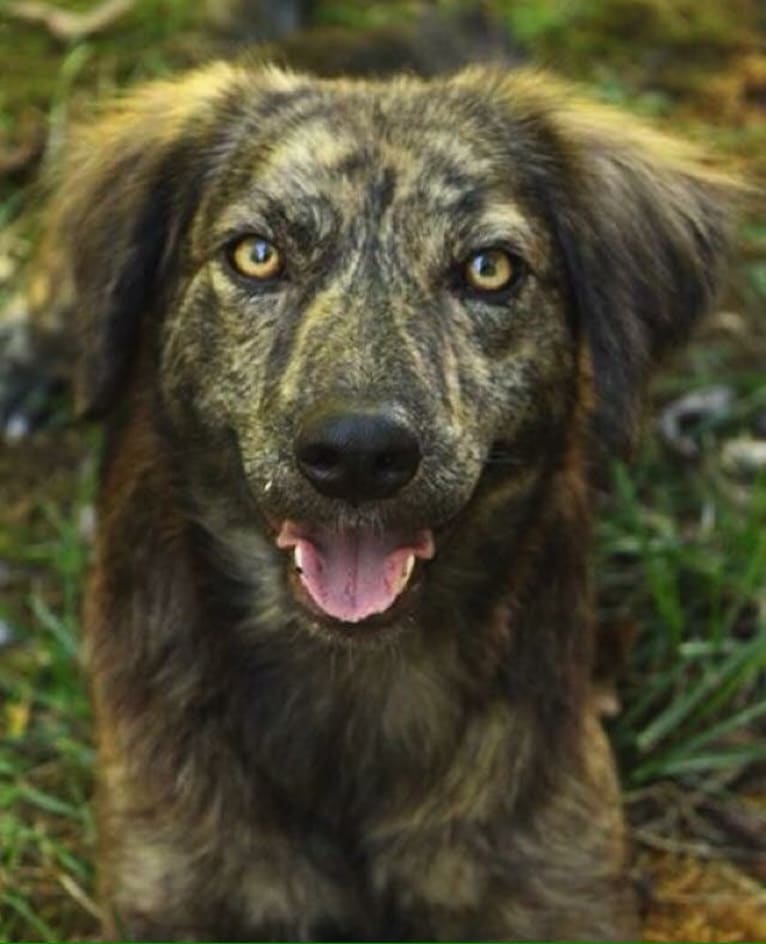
[160,77,576,630]
[52,65,732,639]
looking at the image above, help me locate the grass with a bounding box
[0,453,97,940]
[602,451,766,786]
[0,0,764,939]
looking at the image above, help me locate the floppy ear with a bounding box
[45,64,243,417]
[548,101,737,454]
[462,70,738,455]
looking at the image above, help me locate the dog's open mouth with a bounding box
[276,520,435,624]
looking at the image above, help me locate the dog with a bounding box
[23,19,735,941]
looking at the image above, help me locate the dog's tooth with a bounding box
[403,553,415,583]
[293,545,304,574]
[399,554,415,592]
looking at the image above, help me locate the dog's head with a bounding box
[51,65,733,638]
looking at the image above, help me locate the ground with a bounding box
[0,0,764,939]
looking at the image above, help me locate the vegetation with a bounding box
[0,0,764,938]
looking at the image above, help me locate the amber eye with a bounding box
[228,236,283,280]
[463,248,518,293]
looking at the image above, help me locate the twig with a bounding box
[5,0,136,43]
[634,826,766,865]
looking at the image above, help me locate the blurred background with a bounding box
[0,0,764,939]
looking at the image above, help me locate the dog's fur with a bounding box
[37,38,735,941]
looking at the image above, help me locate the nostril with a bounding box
[299,443,340,474]
[375,448,413,475]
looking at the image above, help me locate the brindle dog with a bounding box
[29,26,734,943]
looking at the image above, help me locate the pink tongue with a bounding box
[277,521,434,623]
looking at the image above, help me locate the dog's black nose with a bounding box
[296,407,421,502]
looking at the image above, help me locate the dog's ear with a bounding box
[548,100,737,455]
[460,71,739,455]
[45,64,243,417]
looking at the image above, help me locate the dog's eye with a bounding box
[227,236,283,281]
[463,249,519,294]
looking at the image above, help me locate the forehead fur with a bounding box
[224,65,529,174]
[193,65,556,264]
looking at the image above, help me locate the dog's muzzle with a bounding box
[274,403,432,625]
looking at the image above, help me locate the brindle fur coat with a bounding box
[37,22,734,942]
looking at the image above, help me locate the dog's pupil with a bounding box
[252,240,273,265]
[477,254,495,276]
